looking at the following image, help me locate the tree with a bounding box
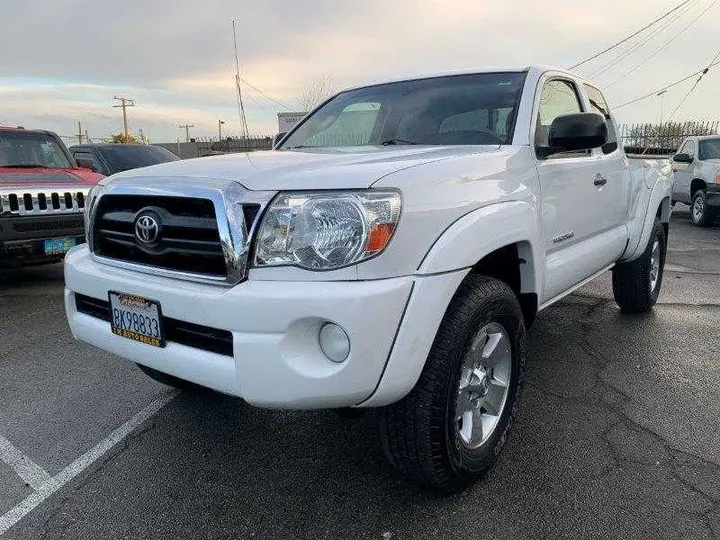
[111,133,140,144]
[297,74,336,112]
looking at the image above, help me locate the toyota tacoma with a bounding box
[64,66,672,491]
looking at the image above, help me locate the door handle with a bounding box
[594,174,608,187]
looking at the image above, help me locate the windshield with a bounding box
[99,145,180,173]
[279,72,527,149]
[699,138,720,160]
[0,131,72,168]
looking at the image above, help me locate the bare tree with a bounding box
[297,74,336,112]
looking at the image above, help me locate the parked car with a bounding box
[671,135,720,226]
[64,66,672,491]
[0,126,103,267]
[68,144,180,176]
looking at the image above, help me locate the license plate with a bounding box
[108,292,165,348]
[44,237,76,255]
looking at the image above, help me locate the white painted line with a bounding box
[0,390,178,537]
[0,435,52,491]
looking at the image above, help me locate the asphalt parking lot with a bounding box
[1,207,719,540]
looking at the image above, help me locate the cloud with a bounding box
[0,0,718,141]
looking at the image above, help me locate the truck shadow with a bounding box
[64,290,708,540]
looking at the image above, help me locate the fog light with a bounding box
[319,323,350,363]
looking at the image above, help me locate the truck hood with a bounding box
[0,167,102,188]
[110,146,502,190]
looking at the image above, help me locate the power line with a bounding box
[588,0,699,78]
[605,0,718,87]
[638,49,719,156]
[237,75,292,110]
[615,59,720,108]
[570,0,693,69]
[663,49,720,120]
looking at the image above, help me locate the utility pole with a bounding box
[177,123,194,143]
[112,96,135,141]
[218,119,225,140]
[77,121,83,144]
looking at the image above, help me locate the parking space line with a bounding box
[0,435,52,491]
[0,390,178,537]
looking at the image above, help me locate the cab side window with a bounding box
[72,150,102,172]
[583,84,618,154]
[535,79,585,157]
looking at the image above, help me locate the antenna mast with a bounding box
[232,20,250,144]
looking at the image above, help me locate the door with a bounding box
[582,84,631,231]
[533,77,626,303]
[672,139,695,204]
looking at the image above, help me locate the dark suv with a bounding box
[68,144,180,176]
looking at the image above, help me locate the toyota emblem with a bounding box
[135,214,160,244]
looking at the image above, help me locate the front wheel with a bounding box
[612,218,666,313]
[691,190,717,227]
[378,275,526,492]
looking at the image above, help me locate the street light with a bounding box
[218,119,225,140]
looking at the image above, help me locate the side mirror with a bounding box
[672,153,693,164]
[542,112,608,157]
[273,132,287,148]
[75,157,97,172]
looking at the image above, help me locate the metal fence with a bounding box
[619,121,719,156]
[195,136,273,157]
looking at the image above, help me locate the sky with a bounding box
[0,0,718,144]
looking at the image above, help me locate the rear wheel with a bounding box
[378,275,526,492]
[691,190,717,227]
[612,218,666,313]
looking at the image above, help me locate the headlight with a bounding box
[254,190,401,270]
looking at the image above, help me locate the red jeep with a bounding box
[0,126,103,267]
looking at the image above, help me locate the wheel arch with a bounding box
[691,178,707,198]
[416,201,542,299]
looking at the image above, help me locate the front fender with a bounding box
[416,201,542,294]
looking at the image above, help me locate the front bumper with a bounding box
[0,214,85,267]
[64,246,467,409]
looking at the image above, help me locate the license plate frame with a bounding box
[44,237,76,255]
[108,291,165,348]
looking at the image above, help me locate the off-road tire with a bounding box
[377,275,526,492]
[612,218,666,313]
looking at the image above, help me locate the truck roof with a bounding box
[338,65,594,95]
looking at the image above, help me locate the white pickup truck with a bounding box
[65,65,672,491]
[671,135,720,226]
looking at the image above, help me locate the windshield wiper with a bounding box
[1,164,49,169]
[381,138,418,146]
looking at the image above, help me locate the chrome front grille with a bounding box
[0,189,88,216]
[88,178,274,286]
